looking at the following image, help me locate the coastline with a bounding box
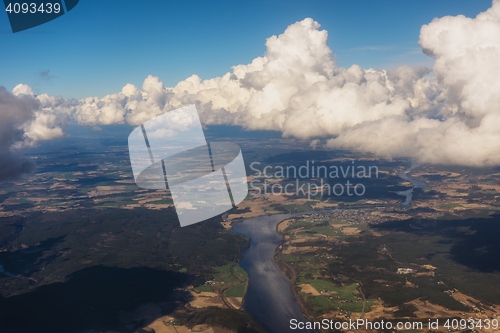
[273,218,318,326]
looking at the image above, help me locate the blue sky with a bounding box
[0,0,493,99]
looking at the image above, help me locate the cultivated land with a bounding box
[223,149,500,333]
[261,164,500,333]
[0,129,268,333]
[1,127,500,332]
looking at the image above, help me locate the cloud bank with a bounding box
[5,0,500,167]
[0,85,72,181]
[74,19,441,139]
[331,0,500,166]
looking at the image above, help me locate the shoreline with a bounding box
[273,218,319,327]
[232,211,321,333]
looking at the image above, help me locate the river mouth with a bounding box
[232,212,323,333]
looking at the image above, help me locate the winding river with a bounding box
[232,212,320,333]
[396,167,428,207]
[232,165,429,332]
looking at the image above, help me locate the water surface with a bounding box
[232,212,318,333]
[396,169,428,206]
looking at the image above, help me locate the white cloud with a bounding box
[11,84,73,146]
[0,84,75,180]
[329,0,500,166]
[73,19,438,137]
[7,1,500,167]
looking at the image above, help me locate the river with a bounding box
[232,212,320,333]
[396,166,428,207]
[232,165,429,332]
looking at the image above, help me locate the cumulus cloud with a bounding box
[11,84,74,146]
[71,18,447,161]
[74,77,170,126]
[329,0,500,166]
[0,87,37,181]
[10,1,500,167]
[0,85,72,181]
[74,20,440,133]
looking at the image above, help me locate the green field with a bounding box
[225,284,246,297]
[278,210,500,318]
[195,263,250,299]
[308,225,338,236]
